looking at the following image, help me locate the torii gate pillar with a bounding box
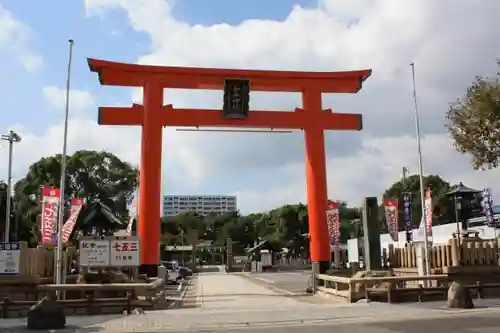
[138,81,163,277]
[303,89,330,274]
[88,58,371,277]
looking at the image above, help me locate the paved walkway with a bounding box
[3,267,500,332]
[196,266,302,310]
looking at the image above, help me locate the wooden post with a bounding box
[406,246,412,267]
[226,238,233,272]
[436,245,442,268]
[334,245,341,269]
[361,197,381,271]
[450,238,459,266]
[388,244,394,267]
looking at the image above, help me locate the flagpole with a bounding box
[410,62,430,277]
[55,39,75,287]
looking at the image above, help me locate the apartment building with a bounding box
[162,195,238,216]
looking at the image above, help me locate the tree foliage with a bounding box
[8,150,138,244]
[159,202,361,256]
[445,61,500,170]
[2,148,475,255]
[381,174,455,230]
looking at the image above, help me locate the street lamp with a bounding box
[446,182,480,265]
[1,130,21,242]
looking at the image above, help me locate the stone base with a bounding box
[140,264,159,278]
[27,295,66,330]
[447,281,474,309]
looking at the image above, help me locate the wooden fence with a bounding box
[0,278,166,318]
[315,273,500,303]
[383,238,498,269]
[5,244,78,279]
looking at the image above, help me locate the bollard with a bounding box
[311,262,319,294]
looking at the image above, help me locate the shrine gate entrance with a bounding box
[88,58,371,276]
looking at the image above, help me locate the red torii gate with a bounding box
[88,58,371,276]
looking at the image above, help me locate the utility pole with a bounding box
[1,130,22,242]
[55,39,75,288]
[410,62,430,278]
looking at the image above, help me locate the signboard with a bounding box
[79,239,110,267]
[326,200,340,250]
[110,238,140,266]
[383,199,399,242]
[61,198,84,244]
[223,78,250,119]
[40,187,61,245]
[0,242,21,275]
[79,237,140,268]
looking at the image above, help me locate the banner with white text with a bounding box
[40,187,60,245]
[383,199,399,242]
[61,198,84,244]
[326,200,340,250]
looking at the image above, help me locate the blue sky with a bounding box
[0,0,322,208]
[2,0,324,130]
[0,0,314,133]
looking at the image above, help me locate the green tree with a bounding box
[14,150,138,243]
[338,202,361,241]
[445,61,500,170]
[0,181,13,240]
[268,205,303,255]
[159,201,362,257]
[381,174,454,230]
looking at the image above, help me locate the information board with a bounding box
[110,239,140,266]
[79,239,110,267]
[78,237,140,268]
[0,242,21,275]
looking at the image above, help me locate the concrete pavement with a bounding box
[195,266,303,310]
[241,270,311,295]
[3,266,500,332]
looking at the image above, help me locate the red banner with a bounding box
[40,186,61,245]
[425,188,433,236]
[383,199,399,241]
[61,198,84,244]
[326,200,340,249]
[126,195,138,236]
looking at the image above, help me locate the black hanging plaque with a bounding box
[223,78,250,119]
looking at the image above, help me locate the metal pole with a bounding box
[454,196,462,264]
[495,225,499,265]
[4,133,14,242]
[181,229,184,265]
[55,39,74,287]
[410,63,430,277]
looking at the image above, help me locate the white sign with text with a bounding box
[79,239,110,267]
[110,239,140,267]
[0,242,21,275]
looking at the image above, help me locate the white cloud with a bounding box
[3,0,500,214]
[0,4,42,72]
[19,53,43,72]
[42,86,95,114]
[232,133,500,213]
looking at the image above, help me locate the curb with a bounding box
[169,276,196,309]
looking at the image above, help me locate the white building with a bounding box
[348,212,500,258]
[162,195,237,216]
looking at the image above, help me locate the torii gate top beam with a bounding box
[87,59,371,93]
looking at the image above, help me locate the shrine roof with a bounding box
[87,58,372,93]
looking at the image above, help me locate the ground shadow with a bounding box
[0,314,123,333]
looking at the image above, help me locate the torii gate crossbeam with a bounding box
[88,58,371,277]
